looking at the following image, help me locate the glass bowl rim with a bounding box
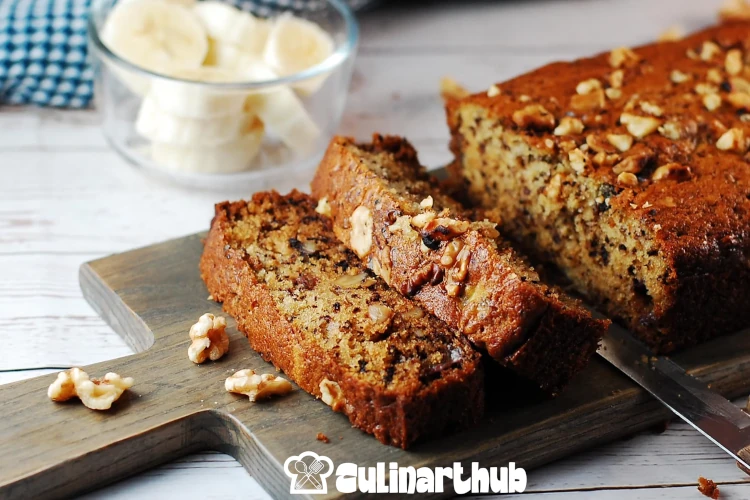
[87,0,359,91]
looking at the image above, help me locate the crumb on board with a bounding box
[316,432,330,443]
[698,477,720,499]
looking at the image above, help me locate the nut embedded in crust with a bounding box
[350,205,374,258]
[512,104,556,130]
[48,367,134,411]
[225,369,293,402]
[620,113,661,138]
[608,46,640,68]
[188,313,229,364]
[320,378,345,411]
[716,128,746,151]
[554,117,584,136]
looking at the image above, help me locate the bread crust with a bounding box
[312,135,606,393]
[200,190,484,448]
[446,22,750,352]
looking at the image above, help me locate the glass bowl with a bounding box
[87,0,358,191]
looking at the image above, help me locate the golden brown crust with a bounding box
[200,190,484,448]
[447,23,750,352]
[311,135,606,393]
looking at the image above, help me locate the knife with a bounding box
[597,318,750,470]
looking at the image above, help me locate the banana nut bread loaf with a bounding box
[200,190,484,448]
[311,135,608,394]
[446,22,750,353]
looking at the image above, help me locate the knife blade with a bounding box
[597,318,750,470]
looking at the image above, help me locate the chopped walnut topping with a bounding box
[605,88,622,100]
[727,92,750,109]
[188,313,229,364]
[620,113,661,138]
[593,151,620,167]
[652,163,691,181]
[731,76,750,93]
[48,368,134,411]
[225,369,293,402]
[726,49,744,76]
[568,148,588,174]
[658,25,684,42]
[350,205,373,258]
[576,78,602,95]
[419,196,434,209]
[700,41,722,61]
[610,70,624,89]
[707,68,724,84]
[716,127,746,151]
[609,47,640,68]
[659,121,682,140]
[411,211,436,229]
[639,101,663,117]
[315,197,332,217]
[487,84,501,97]
[607,133,634,152]
[703,93,723,111]
[440,239,464,266]
[422,217,470,241]
[554,116,584,136]
[320,379,345,411]
[519,94,531,102]
[612,145,653,174]
[445,246,472,297]
[720,0,750,21]
[439,77,469,101]
[670,70,691,84]
[402,306,425,320]
[695,83,719,95]
[616,172,639,187]
[512,104,555,130]
[586,134,617,153]
[570,89,605,111]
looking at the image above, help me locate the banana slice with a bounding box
[243,63,321,154]
[262,12,334,94]
[204,38,256,69]
[194,1,270,57]
[101,0,208,95]
[136,95,257,146]
[149,67,248,118]
[151,118,265,173]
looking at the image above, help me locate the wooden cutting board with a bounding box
[2,232,750,499]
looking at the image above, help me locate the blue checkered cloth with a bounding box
[0,0,372,108]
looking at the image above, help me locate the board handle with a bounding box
[0,364,224,499]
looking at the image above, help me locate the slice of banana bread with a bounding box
[446,22,750,353]
[200,190,483,448]
[311,135,607,394]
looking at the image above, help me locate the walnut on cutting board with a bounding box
[48,367,134,410]
[225,369,294,402]
[188,313,229,364]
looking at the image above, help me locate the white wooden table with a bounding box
[3,0,750,497]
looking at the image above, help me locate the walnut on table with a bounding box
[48,367,134,410]
[188,313,229,364]
[225,369,294,402]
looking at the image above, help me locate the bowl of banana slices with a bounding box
[87,0,358,190]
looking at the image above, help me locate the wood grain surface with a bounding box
[2,230,750,498]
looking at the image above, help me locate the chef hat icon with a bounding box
[284,451,335,494]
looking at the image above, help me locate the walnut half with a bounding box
[48,367,134,410]
[188,313,229,364]
[225,369,294,402]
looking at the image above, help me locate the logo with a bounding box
[284,452,526,495]
[284,451,335,495]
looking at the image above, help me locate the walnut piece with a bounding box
[333,271,375,288]
[512,104,556,130]
[616,172,639,187]
[700,41,722,62]
[726,49,744,76]
[568,148,588,174]
[576,78,602,95]
[716,128,746,151]
[225,369,293,402]
[570,89,605,112]
[48,367,134,411]
[605,88,622,100]
[188,313,229,364]
[720,0,750,21]
[486,84,501,97]
[609,47,640,68]
[670,70,690,84]
[315,197,332,217]
[620,113,661,138]
[349,205,373,258]
[319,378,345,411]
[554,116,584,136]
[703,93,722,111]
[439,76,470,102]
[727,91,750,109]
[652,163,691,181]
[658,25,684,42]
[607,134,634,152]
[639,101,663,117]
